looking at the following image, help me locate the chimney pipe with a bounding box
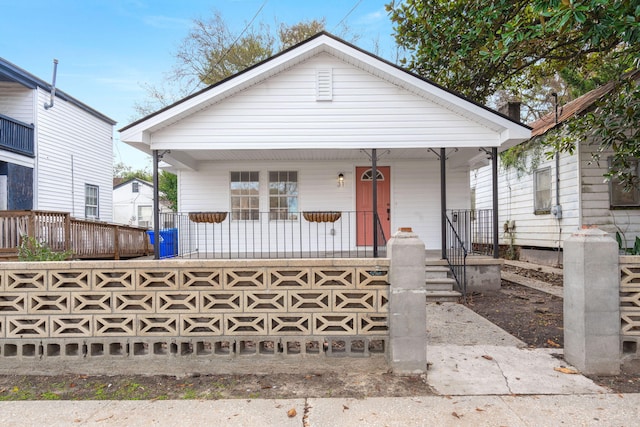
[498,101,521,122]
[44,59,59,110]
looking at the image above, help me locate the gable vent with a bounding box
[316,69,333,101]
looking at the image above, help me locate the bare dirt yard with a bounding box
[467,268,640,394]
[1,266,639,400]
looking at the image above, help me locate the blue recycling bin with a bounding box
[147,228,178,258]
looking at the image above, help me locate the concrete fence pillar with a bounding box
[387,228,427,374]
[564,228,620,375]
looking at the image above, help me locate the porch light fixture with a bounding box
[338,173,345,187]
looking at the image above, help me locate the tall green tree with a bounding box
[387,0,638,103]
[387,0,639,186]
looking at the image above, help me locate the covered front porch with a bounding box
[148,145,499,259]
[119,32,530,295]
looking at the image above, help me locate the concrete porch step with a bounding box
[424,265,459,301]
[424,266,450,279]
[426,290,462,302]
[425,277,457,291]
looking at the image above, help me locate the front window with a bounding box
[610,157,640,208]
[534,168,551,214]
[269,171,298,220]
[230,171,259,220]
[85,184,99,219]
[132,182,139,193]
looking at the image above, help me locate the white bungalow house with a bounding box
[0,57,115,220]
[472,72,640,265]
[120,32,530,263]
[113,177,171,228]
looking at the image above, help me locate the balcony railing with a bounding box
[0,114,34,157]
[157,210,388,259]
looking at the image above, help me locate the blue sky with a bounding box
[1,0,398,170]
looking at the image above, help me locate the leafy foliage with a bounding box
[499,140,546,177]
[387,0,639,187]
[616,231,640,255]
[113,162,152,182]
[18,236,72,261]
[134,15,332,117]
[159,171,178,212]
[278,19,326,51]
[387,0,639,104]
[180,12,276,87]
[544,73,640,188]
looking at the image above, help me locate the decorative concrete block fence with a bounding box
[0,232,430,376]
[564,227,640,374]
[0,258,390,361]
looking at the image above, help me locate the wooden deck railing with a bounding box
[0,210,152,260]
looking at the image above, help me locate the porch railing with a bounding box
[447,209,494,256]
[443,209,495,298]
[158,210,387,259]
[0,210,151,260]
[0,113,34,157]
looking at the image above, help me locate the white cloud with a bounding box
[142,15,191,30]
[357,8,386,25]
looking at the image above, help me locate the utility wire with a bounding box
[197,0,268,89]
[333,0,363,32]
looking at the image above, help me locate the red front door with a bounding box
[356,166,391,246]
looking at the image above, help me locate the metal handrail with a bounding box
[444,215,468,299]
[373,213,387,258]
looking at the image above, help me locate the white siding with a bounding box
[0,82,34,124]
[472,149,580,248]
[179,158,468,251]
[580,145,640,247]
[113,180,170,227]
[35,88,113,221]
[151,53,499,150]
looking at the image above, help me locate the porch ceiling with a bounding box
[161,147,485,170]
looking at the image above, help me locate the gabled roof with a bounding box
[0,57,116,125]
[120,32,530,148]
[113,177,153,190]
[529,70,640,138]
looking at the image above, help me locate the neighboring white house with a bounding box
[0,57,115,221]
[113,177,170,228]
[120,32,530,256]
[472,74,640,263]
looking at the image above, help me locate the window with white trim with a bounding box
[132,182,139,193]
[230,171,259,220]
[269,171,298,220]
[85,184,99,219]
[609,157,640,208]
[533,168,551,214]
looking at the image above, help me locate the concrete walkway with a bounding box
[1,303,638,426]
